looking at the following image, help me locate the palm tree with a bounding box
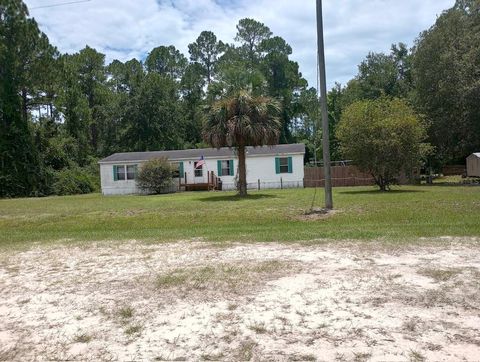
[203,89,281,196]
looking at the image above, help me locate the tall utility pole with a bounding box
[316,0,333,209]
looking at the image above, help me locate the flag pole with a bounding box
[316,0,333,209]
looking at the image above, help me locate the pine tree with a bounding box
[0,0,55,196]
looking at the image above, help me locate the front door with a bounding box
[194,161,205,183]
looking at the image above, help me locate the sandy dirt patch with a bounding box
[1,239,480,361]
[293,208,341,221]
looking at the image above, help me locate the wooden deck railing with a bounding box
[180,171,220,191]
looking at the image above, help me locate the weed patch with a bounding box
[73,333,92,343]
[118,306,134,319]
[155,261,292,296]
[125,325,142,336]
[418,267,462,282]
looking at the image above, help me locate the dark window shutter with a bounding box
[275,157,280,174]
[229,160,234,176]
[288,156,293,173]
[113,165,117,181]
[179,162,184,177]
[217,160,222,176]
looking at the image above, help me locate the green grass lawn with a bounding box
[0,185,479,247]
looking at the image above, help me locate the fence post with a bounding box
[258,179,260,190]
[280,177,283,189]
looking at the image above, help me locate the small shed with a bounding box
[466,153,480,177]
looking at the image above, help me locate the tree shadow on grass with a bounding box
[427,182,480,187]
[198,193,278,202]
[338,189,426,195]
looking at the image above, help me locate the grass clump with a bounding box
[201,352,225,361]
[289,354,316,361]
[125,324,142,336]
[156,271,193,288]
[409,349,426,362]
[418,268,462,282]
[234,338,257,361]
[248,321,268,334]
[353,352,372,362]
[227,303,238,311]
[403,318,419,332]
[155,261,288,294]
[73,333,92,343]
[118,306,134,319]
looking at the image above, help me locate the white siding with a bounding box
[219,154,304,190]
[100,162,181,195]
[100,153,304,195]
[100,162,143,195]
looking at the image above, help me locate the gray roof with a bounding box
[98,143,305,163]
[469,153,480,158]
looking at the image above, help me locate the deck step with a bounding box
[185,183,211,191]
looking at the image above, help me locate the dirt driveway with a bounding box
[1,238,480,361]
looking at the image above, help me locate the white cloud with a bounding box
[25,0,454,88]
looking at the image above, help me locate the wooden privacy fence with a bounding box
[304,166,375,187]
[442,165,466,176]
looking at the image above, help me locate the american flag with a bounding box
[195,156,205,168]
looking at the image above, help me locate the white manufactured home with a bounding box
[98,144,305,195]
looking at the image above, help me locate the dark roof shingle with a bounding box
[99,144,305,163]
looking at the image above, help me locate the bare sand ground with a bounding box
[1,238,480,361]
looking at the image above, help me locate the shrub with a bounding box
[336,98,432,191]
[82,156,100,190]
[136,157,175,194]
[53,167,97,195]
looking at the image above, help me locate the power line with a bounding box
[30,0,91,10]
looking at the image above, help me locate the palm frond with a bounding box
[203,89,282,149]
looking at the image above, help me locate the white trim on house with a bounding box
[98,152,305,165]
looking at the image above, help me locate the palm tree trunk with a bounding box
[237,145,248,197]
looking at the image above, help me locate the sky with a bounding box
[24,0,455,89]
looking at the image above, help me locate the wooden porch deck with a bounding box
[180,170,221,191]
[184,183,212,191]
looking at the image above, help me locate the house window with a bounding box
[194,161,203,177]
[115,165,126,181]
[114,164,138,181]
[279,157,289,173]
[126,165,137,180]
[275,157,292,174]
[221,160,232,176]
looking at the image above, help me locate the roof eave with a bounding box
[98,151,305,164]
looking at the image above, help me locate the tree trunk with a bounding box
[379,176,388,191]
[90,121,97,151]
[237,145,247,197]
[21,88,28,124]
[373,173,388,192]
[206,63,211,85]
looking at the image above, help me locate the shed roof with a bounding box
[98,143,305,164]
[467,153,480,159]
